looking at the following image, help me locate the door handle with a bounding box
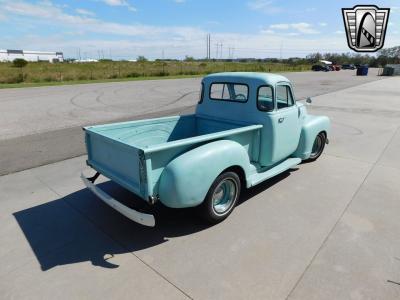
[278,117,285,123]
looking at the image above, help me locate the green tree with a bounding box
[184,55,195,62]
[13,58,28,68]
[306,53,323,64]
[137,56,148,62]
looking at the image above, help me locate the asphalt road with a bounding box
[0,69,382,140]
[1,76,399,299]
[0,69,383,175]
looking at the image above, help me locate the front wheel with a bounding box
[307,132,326,161]
[199,171,241,224]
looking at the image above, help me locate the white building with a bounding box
[0,49,64,63]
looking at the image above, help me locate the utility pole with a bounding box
[228,47,235,59]
[215,43,219,59]
[209,34,212,59]
[206,34,209,59]
[162,49,165,60]
[206,35,208,59]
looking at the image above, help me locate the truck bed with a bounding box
[86,114,248,148]
[84,114,262,201]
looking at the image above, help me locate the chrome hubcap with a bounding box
[212,179,237,214]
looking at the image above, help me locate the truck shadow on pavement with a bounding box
[13,169,295,271]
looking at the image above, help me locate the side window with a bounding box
[257,86,274,111]
[276,85,294,109]
[210,83,248,102]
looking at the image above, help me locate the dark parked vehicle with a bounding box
[312,65,329,72]
[342,64,356,70]
[356,65,369,76]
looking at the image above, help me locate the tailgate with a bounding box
[85,130,147,199]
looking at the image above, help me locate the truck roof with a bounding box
[203,72,290,85]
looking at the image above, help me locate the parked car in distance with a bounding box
[82,72,330,226]
[342,64,356,70]
[327,64,340,71]
[312,65,329,72]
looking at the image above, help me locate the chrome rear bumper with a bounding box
[81,172,155,227]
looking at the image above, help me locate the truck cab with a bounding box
[197,73,328,165]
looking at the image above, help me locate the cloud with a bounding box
[173,0,186,3]
[0,0,202,38]
[260,29,274,34]
[292,23,319,34]
[268,22,319,34]
[5,31,361,60]
[319,22,327,27]
[391,6,400,13]
[75,8,95,16]
[4,0,399,59]
[334,30,344,34]
[101,0,136,12]
[247,0,282,14]
[270,24,289,30]
[205,20,220,25]
[0,12,7,21]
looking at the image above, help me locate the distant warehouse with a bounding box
[0,49,64,63]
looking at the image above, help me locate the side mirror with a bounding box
[306,97,312,104]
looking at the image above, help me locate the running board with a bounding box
[248,158,301,187]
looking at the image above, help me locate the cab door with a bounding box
[271,83,301,162]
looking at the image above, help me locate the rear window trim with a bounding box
[198,82,204,104]
[257,84,275,112]
[209,82,250,103]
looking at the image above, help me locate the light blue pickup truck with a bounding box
[82,72,330,226]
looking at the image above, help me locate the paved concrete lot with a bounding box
[0,69,384,175]
[1,76,399,299]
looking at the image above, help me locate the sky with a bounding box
[0,0,399,60]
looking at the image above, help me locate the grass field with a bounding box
[0,61,311,88]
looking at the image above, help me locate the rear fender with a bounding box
[294,115,330,160]
[158,140,250,208]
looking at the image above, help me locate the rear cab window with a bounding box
[210,83,248,102]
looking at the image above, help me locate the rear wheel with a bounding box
[307,132,326,161]
[200,171,241,224]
